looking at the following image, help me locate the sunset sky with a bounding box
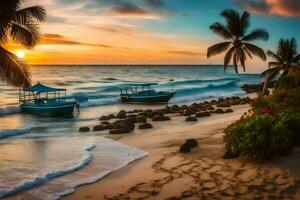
[6,0,300,72]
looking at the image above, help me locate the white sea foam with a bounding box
[0,106,20,116]
[0,136,148,200]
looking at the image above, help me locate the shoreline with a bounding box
[63,101,300,200]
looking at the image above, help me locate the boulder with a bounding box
[136,115,147,123]
[216,102,231,108]
[214,109,225,114]
[182,109,191,116]
[195,112,211,118]
[99,114,114,121]
[180,105,189,111]
[93,125,106,131]
[79,127,90,132]
[152,115,171,121]
[171,105,179,111]
[179,139,199,153]
[185,116,198,122]
[109,129,131,134]
[205,105,215,110]
[101,121,110,125]
[112,119,135,131]
[138,123,153,129]
[224,109,233,113]
[116,110,126,119]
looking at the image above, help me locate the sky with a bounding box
[6,0,300,73]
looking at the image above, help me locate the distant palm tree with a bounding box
[207,9,269,73]
[0,0,46,87]
[262,38,300,91]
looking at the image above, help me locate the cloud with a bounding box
[236,0,300,17]
[41,34,112,48]
[167,50,201,56]
[144,0,164,8]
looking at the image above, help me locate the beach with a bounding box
[63,103,300,200]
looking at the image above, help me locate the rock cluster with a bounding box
[79,96,251,134]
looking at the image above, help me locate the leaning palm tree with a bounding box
[261,38,300,91]
[0,0,46,87]
[207,9,269,73]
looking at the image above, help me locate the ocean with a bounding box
[0,65,262,199]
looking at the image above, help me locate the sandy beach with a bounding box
[63,104,300,200]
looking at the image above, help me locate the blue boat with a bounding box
[19,82,76,114]
[120,83,175,103]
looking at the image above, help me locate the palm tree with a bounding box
[207,9,269,73]
[262,38,300,91]
[0,0,46,87]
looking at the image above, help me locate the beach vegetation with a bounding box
[0,0,46,87]
[261,38,300,92]
[207,9,269,73]
[224,70,300,159]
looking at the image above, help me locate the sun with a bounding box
[16,50,25,59]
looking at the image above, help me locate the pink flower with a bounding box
[262,107,272,114]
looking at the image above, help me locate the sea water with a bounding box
[0,65,262,199]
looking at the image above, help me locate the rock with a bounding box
[179,139,198,153]
[195,112,211,118]
[171,105,179,111]
[185,116,198,122]
[109,129,131,134]
[180,105,189,110]
[205,105,215,110]
[116,110,126,119]
[100,121,110,125]
[223,151,239,159]
[214,109,225,114]
[93,125,105,131]
[224,109,233,113]
[182,109,191,116]
[136,115,147,123]
[112,119,135,131]
[99,114,114,121]
[138,123,153,129]
[79,127,90,132]
[152,115,171,121]
[126,116,136,124]
[216,102,231,108]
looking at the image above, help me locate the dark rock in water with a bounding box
[136,115,147,123]
[147,111,162,118]
[138,123,153,129]
[205,105,215,110]
[224,109,233,113]
[109,129,131,134]
[195,112,211,118]
[79,127,90,132]
[223,151,239,159]
[183,109,191,116]
[101,121,110,125]
[126,116,137,124]
[103,124,113,130]
[179,139,198,153]
[152,115,171,121]
[116,110,126,119]
[112,119,135,130]
[180,105,189,110]
[185,116,198,122]
[93,125,105,131]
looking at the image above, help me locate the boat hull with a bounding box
[21,102,75,114]
[121,93,175,103]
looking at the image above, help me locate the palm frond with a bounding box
[209,23,233,39]
[244,43,266,61]
[221,9,241,37]
[291,53,300,64]
[0,46,31,87]
[242,28,269,42]
[15,6,46,25]
[261,67,280,77]
[267,50,283,63]
[207,42,231,58]
[224,47,235,71]
[10,21,40,48]
[240,11,250,36]
[268,62,282,68]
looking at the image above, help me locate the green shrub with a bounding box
[224,113,293,159]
